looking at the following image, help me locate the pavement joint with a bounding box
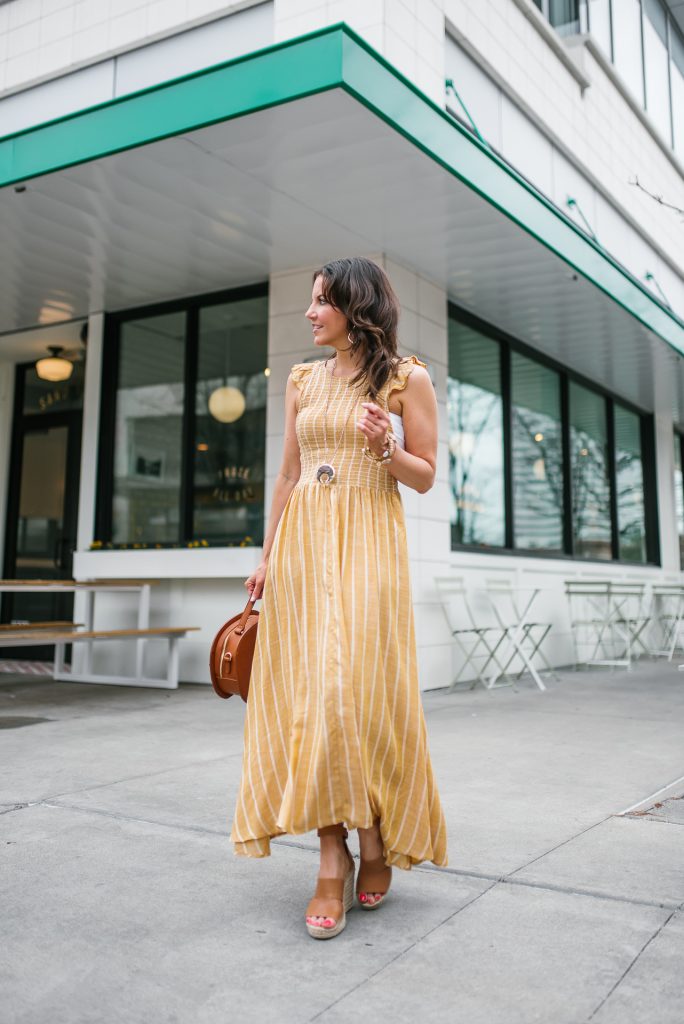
[306,881,500,1023]
[24,800,681,911]
[585,908,681,1021]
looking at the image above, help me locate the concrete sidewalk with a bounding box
[2,661,683,1024]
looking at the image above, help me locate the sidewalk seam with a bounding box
[306,881,499,1023]
[22,799,682,910]
[585,907,682,1021]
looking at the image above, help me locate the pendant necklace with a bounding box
[316,355,363,485]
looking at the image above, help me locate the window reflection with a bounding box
[512,354,563,552]
[643,0,671,142]
[673,434,684,568]
[615,404,646,562]
[112,312,186,545]
[586,0,612,57]
[672,29,684,156]
[613,0,645,107]
[448,324,505,547]
[194,297,267,545]
[570,383,612,559]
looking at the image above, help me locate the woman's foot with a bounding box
[357,818,391,908]
[306,825,355,934]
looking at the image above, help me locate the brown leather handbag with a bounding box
[209,595,259,702]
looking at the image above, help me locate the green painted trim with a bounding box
[1,22,682,352]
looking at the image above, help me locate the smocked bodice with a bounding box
[289,355,425,493]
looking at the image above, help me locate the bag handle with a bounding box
[235,594,259,634]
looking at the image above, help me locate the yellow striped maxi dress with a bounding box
[230,355,448,869]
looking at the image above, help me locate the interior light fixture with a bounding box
[208,385,246,423]
[35,346,73,382]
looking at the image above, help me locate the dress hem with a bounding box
[232,827,448,870]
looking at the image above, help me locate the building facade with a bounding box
[1,0,683,687]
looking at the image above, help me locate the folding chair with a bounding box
[483,579,557,691]
[434,576,512,690]
[649,584,684,660]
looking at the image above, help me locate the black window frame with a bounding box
[448,301,660,565]
[95,281,269,548]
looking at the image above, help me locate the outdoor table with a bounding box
[564,580,650,669]
[0,579,158,679]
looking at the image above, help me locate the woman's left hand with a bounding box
[358,402,391,456]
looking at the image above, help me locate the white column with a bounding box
[75,312,104,556]
[0,363,15,571]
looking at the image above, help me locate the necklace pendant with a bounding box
[316,463,335,485]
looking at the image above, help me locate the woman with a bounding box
[232,257,448,940]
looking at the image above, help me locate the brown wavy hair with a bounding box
[312,257,402,401]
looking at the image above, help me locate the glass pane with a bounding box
[570,383,612,558]
[193,297,268,546]
[112,312,186,544]
[613,0,645,106]
[16,427,68,574]
[448,322,504,547]
[511,354,563,552]
[586,0,612,56]
[671,30,684,156]
[6,425,73,629]
[549,0,580,36]
[674,434,684,568]
[614,405,646,562]
[23,360,84,415]
[643,0,672,142]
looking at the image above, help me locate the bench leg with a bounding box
[167,635,180,689]
[53,641,66,679]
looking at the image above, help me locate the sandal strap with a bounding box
[356,855,392,894]
[306,877,344,919]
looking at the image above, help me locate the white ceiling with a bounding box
[0,88,681,420]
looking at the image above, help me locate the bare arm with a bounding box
[245,372,302,600]
[384,366,438,494]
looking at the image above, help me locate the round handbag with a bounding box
[209,595,259,702]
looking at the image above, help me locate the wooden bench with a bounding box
[0,626,200,689]
[0,621,83,632]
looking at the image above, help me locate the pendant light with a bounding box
[208,385,245,423]
[35,345,73,382]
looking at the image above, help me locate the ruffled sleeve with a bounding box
[289,362,316,392]
[388,354,428,393]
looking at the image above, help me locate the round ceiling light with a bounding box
[35,346,73,382]
[208,385,246,423]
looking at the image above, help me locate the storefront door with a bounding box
[1,360,84,661]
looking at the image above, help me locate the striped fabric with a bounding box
[230,355,448,869]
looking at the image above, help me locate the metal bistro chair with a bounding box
[565,580,650,670]
[434,576,512,691]
[648,584,684,660]
[483,579,557,691]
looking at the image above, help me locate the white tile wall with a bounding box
[0,1,273,133]
[444,1,684,318]
[0,0,272,95]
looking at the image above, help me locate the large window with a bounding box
[569,382,612,559]
[511,353,563,553]
[98,285,268,549]
[447,323,504,547]
[673,433,684,568]
[448,307,657,563]
[614,404,647,561]
[538,0,684,156]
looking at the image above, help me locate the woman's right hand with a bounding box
[245,559,269,601]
